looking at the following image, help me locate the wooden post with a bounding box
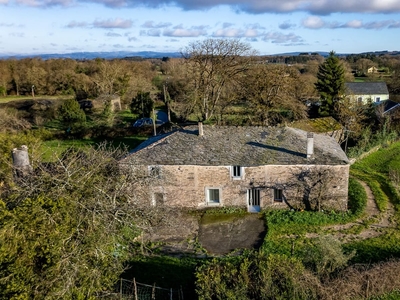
[153,108,157,136]
[120,278,123,299]
[133,278,138,300]
[163,83,171,122]
[152,283,156,300]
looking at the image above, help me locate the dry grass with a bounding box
[320,259,400,299]
[0,108,31,132]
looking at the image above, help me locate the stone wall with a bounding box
[147,164,349,212]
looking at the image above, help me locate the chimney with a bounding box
[198,122,204,136]
[307,132,314,158]
[12,145,32,177]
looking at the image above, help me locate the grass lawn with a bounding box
[40,136,147,161]
[0,95,71,104]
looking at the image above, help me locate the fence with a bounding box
[99,278,185,300]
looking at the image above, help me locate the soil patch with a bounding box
[146,212,266,256]
[198,214,266,254]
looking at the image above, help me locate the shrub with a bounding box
[58,98,86,130]
[347,177,367,216]
[195,251,319,300]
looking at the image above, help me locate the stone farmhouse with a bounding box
[120,124,350,212]
[345,82,389,104]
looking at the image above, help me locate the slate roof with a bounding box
[123,125,349,166]
[345,82,389,95]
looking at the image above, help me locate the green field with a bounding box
[0,95,71,104]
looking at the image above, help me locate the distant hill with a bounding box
[271,50,400,57]
[1,50,400,60]
[270,51,331,57]
[0,51,182,60]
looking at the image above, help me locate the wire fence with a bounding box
[99,278,186,300]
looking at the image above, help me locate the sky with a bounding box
[1,0,400,56]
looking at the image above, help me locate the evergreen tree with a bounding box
[315,51,345,117]
[130,91,153,118]
[58,98,86,130]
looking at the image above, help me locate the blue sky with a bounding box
[1,0,400,56]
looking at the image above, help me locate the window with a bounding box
[231,165,243,179]
[206,188,221,205]
[274,189,283,202]
[376,97,380,102]
[248,189,261,206]
[357,97,363,105]
[152,192,164,206]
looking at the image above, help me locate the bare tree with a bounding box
[243,64,308,126]
[181,38,257,121]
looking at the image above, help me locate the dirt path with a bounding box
[309,180,397,242]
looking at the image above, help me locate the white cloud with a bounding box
[302,17,400,30]
[163,25,207,37]
[262,31,303,44]
[106,32,122,37]
[141,21,172,28]
[140,28,161,36]
[212,27,261,38]
[302,16,325,29]
[93,18,132,29]
[7,0,400,15]
[66,21,88,28]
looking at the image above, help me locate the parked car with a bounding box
[133,118,153,127]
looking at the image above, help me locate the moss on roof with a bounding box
[291,117,342,133]
[124,125,349,166]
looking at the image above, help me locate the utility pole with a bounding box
[163,79,171,122]
[141,93,144,119]
[152,108,157,136]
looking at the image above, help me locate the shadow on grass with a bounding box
[122,256,200,299]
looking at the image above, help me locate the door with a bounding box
[248,189,261,213]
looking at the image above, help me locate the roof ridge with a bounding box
[133,129,181,155]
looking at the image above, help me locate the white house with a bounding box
[345,82,389,104]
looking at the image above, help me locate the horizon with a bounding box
[1,1,400,56]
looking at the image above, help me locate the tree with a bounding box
[315,51,345,117]
[130,91,154,118]
[0,144,149,298]
[0,60,11,96]
[181,38,256,121]
[58,98,86,130]
[243,64,307,126]
[92,59,131,97]
[334,97,369,144]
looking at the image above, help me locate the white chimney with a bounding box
[307,132,314,158]
[198,122,204,136]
